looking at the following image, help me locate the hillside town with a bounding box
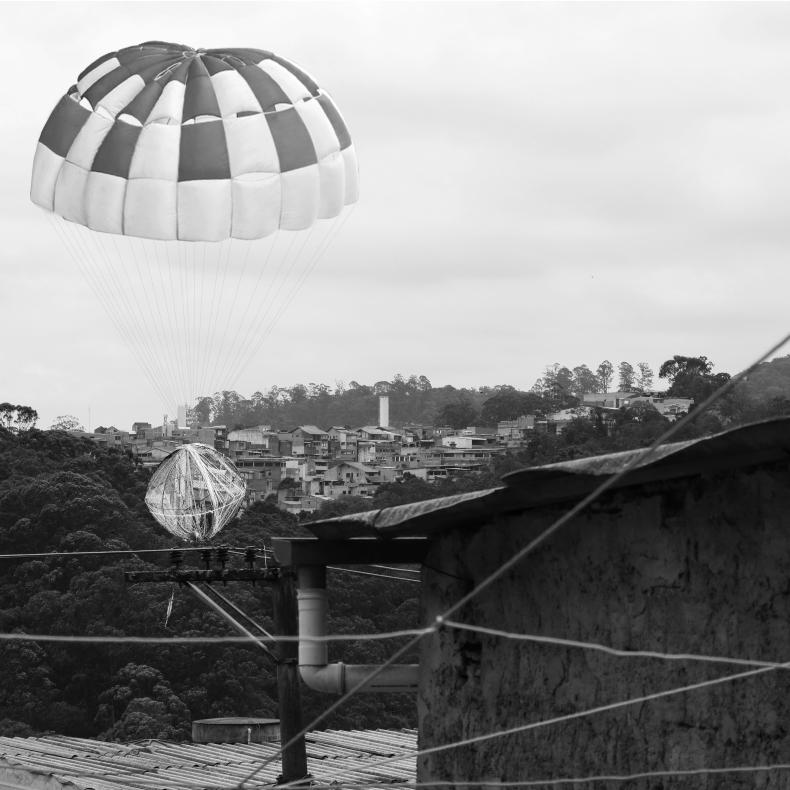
[71,391,694,514]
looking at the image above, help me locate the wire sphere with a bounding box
[145,443,246,542]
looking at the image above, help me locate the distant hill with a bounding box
[738,355,790,402]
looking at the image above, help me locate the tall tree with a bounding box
[596,360,614,393]
[636,362,654,392]
[49,415,84,431]
[572,365,599,398]
[658,355,730,400]
[617,362,636,392]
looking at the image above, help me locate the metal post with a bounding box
[271,570,308,784]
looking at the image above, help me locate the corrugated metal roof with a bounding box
[0,729,416,790]
[299,418,790,539]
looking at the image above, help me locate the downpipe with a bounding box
[297,566,419,694]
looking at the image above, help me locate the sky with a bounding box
[3,1,790,430]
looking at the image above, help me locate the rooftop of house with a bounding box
[0,729,417,790]
[293,425,328,436]
[297,417,790,540]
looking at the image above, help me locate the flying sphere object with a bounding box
[145,443,246,542]
[30,41,359,409]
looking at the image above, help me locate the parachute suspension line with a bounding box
[195,240,212,402]
[206,234,233,400]
[200,237,233,401]
[225,207,356,394]
[198,238,253,401]
[214,228,306,391]
[219,223,320,393]
[118,232,174,401]
[50,216,172,408]
[267,205,357,335]
[55,220,162,404]
[204,232,280,398]
[141,237,184,408]
[176,239,191,408]
[200,237,238,402]
[178,239,195,408]
[164,238,190,408]
[103,229,176,404]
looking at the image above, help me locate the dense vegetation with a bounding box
[3,354,790,741]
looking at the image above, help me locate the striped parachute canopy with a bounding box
[145,442,246,542]
[31,42,358,409]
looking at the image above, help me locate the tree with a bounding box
[95,663,190,741]
[0,403,38,433]
[596,361,614,393]
[658,355,713,384]
[658,355,729,400]
[572,365,599,398]
[437,400,479,429]
[617,362,635,392]
[50,415,85,431]
[480,388,547,423]
[636,362,654,392]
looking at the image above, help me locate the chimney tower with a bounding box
[379,395,389,428]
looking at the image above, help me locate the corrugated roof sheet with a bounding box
[0,729,416,790]
[300,418,790,539]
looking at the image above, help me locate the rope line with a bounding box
[442,620,790,669]
[0,628,433,645]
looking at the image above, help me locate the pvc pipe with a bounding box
[296,566,419,694]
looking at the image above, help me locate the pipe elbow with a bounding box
[299,662,347,694]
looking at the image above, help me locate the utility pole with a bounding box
[125,549,308,784]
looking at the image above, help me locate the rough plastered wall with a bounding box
[418,462,790,789]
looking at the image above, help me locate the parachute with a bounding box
[31,41,359,410]
[145,442,245,541]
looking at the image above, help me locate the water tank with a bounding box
[192,717,280,744]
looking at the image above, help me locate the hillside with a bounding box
[737,354,790,402]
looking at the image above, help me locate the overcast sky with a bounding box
[3,1,790,430]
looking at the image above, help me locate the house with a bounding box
[622,394,695,420]
[227,426,278,458]
[440,434,490,450]
[286,426,331,458]
[279,418,790,786]
[582,390,639,409]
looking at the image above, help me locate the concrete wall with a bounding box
[418,461,790,788]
